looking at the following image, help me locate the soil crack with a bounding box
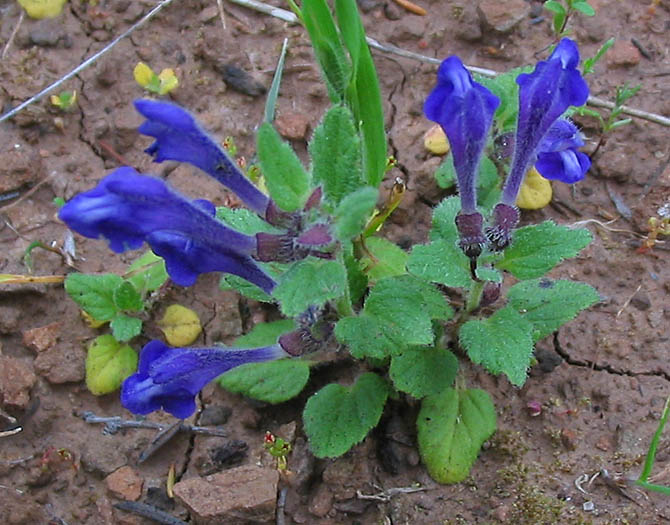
[553,332,670,383]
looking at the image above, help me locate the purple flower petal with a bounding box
[424,57,500,214]
[534,119,590,183]
[59,167,276,292]
[501,39,589,206]
[134,99,270,216]
[121,340,288,418]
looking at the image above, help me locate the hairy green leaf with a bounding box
[310,105,364,204]
[417,388,496,483]
[113,281,143,312]
[430,196,460,243]
[219,359,310,403]
[273,258,347,317]
[126,251,168,294]
[390,346,458,398]
[508,278,599,342]
[335,315,395,359]
[407,240,472,289]
[360,237,407,283]
[110,315,142,342]
[334,186,378,240]
[233,319,297,348]
[460,306,534,386]
[65,273,124,321]
[216,207,281,235]
[257,122,310,211]
[304,372,389,457]
[496,221,592,280]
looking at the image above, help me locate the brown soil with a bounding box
[1,0,669,523]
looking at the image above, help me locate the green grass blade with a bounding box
[637,395,670,483]
[264,38,290,124]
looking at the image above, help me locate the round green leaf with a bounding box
[86,335,138,395]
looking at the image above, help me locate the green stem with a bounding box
[465,280,485,314]
[335,295,354,318]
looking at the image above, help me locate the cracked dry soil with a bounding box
[1,0,670,523]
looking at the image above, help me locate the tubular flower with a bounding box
[489,38,589,250]
[121,340,288,418]
[134,99,270,217]
[535,119,591,184]
[424,56,500,258]
[58,167,276,293]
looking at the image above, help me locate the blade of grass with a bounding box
[264,38,290,124]
[637,395,670,484]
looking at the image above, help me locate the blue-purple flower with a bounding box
[424,56,500,258]
[535,119,590,183]
[488,38,589,251]
[58,167,276,293]
[121,340,287,418]
[135,99,270,217]
[501,38,589,206]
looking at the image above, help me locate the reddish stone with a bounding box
[0,356,37,409]
[477,0,530,33]
[105,466,144,501]
[22,322,62,353]
[34,344,85,384]
[275,112,310,141]
[173,465,279,525]
[607,40,641,68]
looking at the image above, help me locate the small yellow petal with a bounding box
[157,304,202,347]
[133,62,155,88]
[424,124,450,155]
[516,167,553,210]
[18,0,67,19]
[157,68,179,95]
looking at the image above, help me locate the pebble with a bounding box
[199,5,219,23]
[173,465,279,525]
[28,20,65,47]
[477,0,530,33]
[105,466,144,501]
[80,438,128,478]
[198,405,232,426]
[308,484,333,517]
[0,148,44,194]
[0,305,21,333]
[275,112,310,141]
[22,322,61,353]
[455,4,482,42]
[357,0,380,13]
[216,63,266,97]
[607,40,641,68]
[630,290,651,311]
[594,148,632,183]
[0,356,37,409]
[384,2,402,20]
[33,344,86,384]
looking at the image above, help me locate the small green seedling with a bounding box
[133,62,179,95]
[50,90,77,111]
[636,396,670,495]
[544,0,595,36]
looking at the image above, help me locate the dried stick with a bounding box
[0,0,176,124]
[1,10,25,60]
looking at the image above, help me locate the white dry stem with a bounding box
[1,9,24,60]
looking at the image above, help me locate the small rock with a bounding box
[216,63,266,97]
[595,148,632,183]
[33,344,85,384]
[199,405,232,426]
[0,305,21,334]
[173,465,279,525]
[595,435,611,452]
[607,40,641,68]
[560,428,578,451]
[22,322,61,353]
[81,438,128,478]
[477,0,530,33]
[0,356,36,409]
[275,112,310,141]
[455,4,482,42]
[105,466,144,501]
[199,5,219,23]
[630,290,651,310]
[28,19,65,47]
[383,2,402,20]
[0,148,44,194]
[535,346,562,373]
[357,0,380,13]
[308,484,333,518]
[113,105,143,153]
